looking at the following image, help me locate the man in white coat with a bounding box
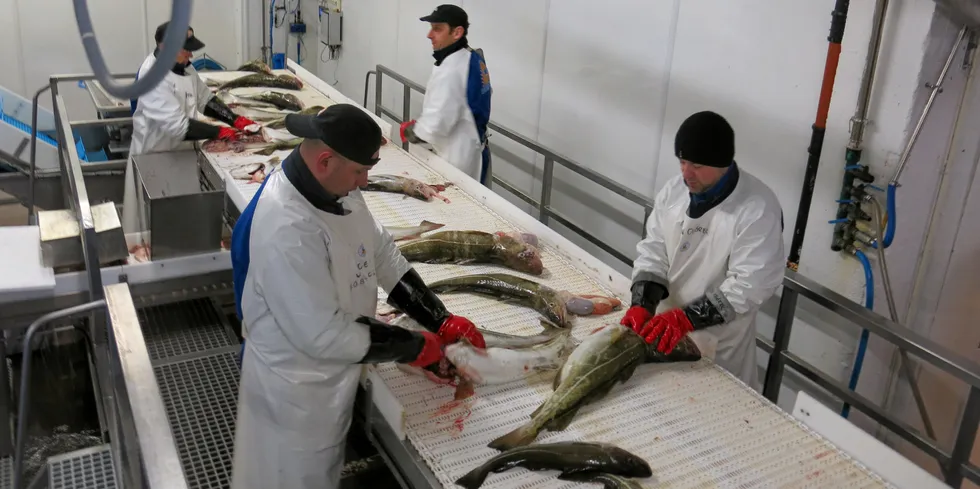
[123,22,259,233]
[621,111,785,390]
[229,103,486,488]
[399,5,493,186]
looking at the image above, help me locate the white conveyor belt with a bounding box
[197,61,894,489]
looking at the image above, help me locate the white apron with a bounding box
[231,196,381,489]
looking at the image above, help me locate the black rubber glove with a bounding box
[184,119,222,140]
[385,268,449,333]
[681,289,735,330]
[356,316,427,364]
[630,280,669,314]
[202,95,239,127]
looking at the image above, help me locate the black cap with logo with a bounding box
[420,4,469,30]
[284,104,383,166]
[155,22,206,52]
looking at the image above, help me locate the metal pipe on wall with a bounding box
[786,0,851,271]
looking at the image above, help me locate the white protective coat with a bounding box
[230,172,410,489]
[122,54,214,233]
[412,48,482,182]
[632,169,785,390]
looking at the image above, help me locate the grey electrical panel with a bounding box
[319,9,343,48]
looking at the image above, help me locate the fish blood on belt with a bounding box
[454,441,653,489]
[488,323,702,450]
[397,230,544,276]
[427,272,622,328]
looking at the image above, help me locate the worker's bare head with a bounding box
[154,22,206,65]
[674,111,735,194]
[285,104,384,197]
[420,5,469,51]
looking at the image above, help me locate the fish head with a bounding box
[495,233,544,275]
[603,445,654,478]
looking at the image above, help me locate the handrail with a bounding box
[364,66,655,265]
[366,64,980,487]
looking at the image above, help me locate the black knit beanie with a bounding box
[674,111,735,168]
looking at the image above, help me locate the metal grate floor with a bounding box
[154,351,240,489]
[138,298,238,362]
[47,445,115,489]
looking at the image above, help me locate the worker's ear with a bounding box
[452,26,465,40]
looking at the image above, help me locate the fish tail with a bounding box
[455,466,491,489]
[487,424,538,451]
[420,220,445,232]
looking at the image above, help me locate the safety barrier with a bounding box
[365,64,980,487]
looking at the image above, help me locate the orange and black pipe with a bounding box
[787,0,850,271]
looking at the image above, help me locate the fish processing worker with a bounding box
[228,103,486,489]
[399,4,493,186]
[122,22,260,233]
[621,111,785,390]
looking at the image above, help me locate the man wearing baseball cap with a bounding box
[400,4,494,186]
[228,104,484,488]
[621,111,785,390]
[123,21,259,233]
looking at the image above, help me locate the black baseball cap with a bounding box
[284,104,382,166]
[420,4,469,29]
[154,22,206,52]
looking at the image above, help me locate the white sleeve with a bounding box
[371,216,412,293]
[718,202,785,316]
[254,227,370,363]
[631,188,671,288]
[139,79,190,140]
[194,74,214,113]
[412,68,465,142]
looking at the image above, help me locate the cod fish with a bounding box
[252,138,303,156]
[217,90,278,109]
[362,174,451,203]
[559,472,648,489]
[230,157,281,184]
[428,273,622,328]
[455,441,652,489]
[201,132,270,153]
[264,105,325,129]
[238,91,304,111]
[236,59,274,75]
[233,105,296,122]
[488,323,702,450]
[391,315,573,396]
[219,73,304,91]
[386,220,445,241]
[398,230,544,275]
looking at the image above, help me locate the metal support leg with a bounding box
[763,288,798,402]
[401,86,411,152]
[0,335,10,457]
[28,85,52,225]
[539,157,554,226]
[945,386,980,487]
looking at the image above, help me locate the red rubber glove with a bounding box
[399,120,417,143]
[620,305,653,334]
[216,127,241,141]
[438,314,486,349]
[638,308,694,353]
[408,331,443,367]
[233,116,259,132]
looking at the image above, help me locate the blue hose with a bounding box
[870,183,897,249]
[842,249,874,418]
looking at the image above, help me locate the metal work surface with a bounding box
[47,445,115,489]
[196,67,893,487]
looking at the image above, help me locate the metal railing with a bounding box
[364,65,654,265]
[365,65,980,486]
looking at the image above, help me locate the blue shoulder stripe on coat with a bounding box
[231,173,273,321]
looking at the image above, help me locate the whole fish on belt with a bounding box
[455,441,652,489]
[216,91,276,109]
[389,314,573,400]
[385,220,445,241]
[559,471,648,489]
[362,174,452,203]
[427,273,623,328]
[252,138,303,156]
[232,106,296,122]
[218,73,304,91]
[397,230,544,275]
[264,105,325,129]
[236,59,274,75]
[237,91,304,111]
[488,323,702,450]
[230,157,281,184]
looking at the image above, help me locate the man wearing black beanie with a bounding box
[620,110,785,390]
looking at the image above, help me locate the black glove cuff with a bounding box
[356,316,426,364]
[630,280,668,314]
[405,125,426,144]
[203,96,239,127]
[184,118,221,140]
[386,269,449,333]
[681,288,735,330]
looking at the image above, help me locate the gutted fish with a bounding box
[252,138,303,156]
[216,90,278,109]
[200,132,270,153]
[238,91,304,111]
[219,73,304,91]
[455,441,652,489]
[236,59,274,75]
[362,174,451,203]
[397,230,544,276]
[427,273,622,327]
[488,323,701,450]
[232,105,296,122]
[264,105,325,129]
[385,220,445,241]
[230,157,281,184]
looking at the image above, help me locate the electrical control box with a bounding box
[318,8,342,48]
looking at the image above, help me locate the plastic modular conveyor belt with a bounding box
[191,60,897,488]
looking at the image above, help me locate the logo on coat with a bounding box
[680,241,691,253]
[685,225,709,236]
[351,243,374,290]
[357,244,366,257]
